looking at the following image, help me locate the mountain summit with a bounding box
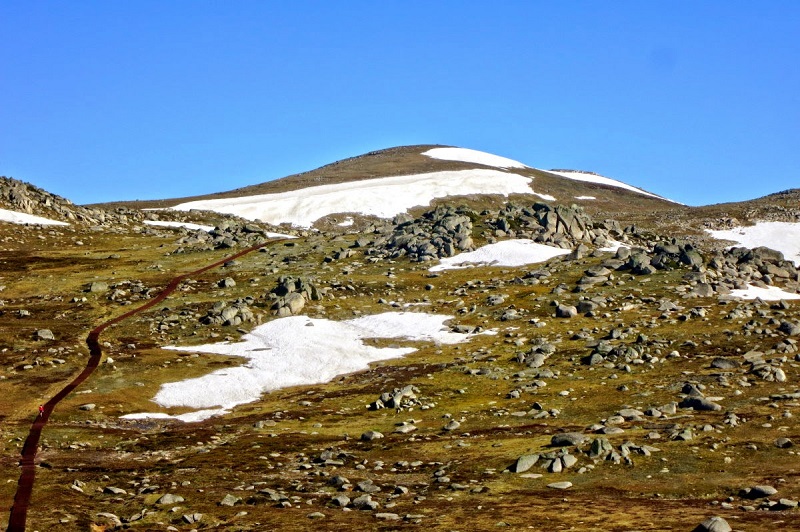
[109,145,678,229]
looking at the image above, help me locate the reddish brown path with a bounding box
[6,239,281,532]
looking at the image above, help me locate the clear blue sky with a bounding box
[1,2,798,206]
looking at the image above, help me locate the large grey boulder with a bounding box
[779,321,800,336]
[741,485,778,499]
[551,432,588,447]
[512,454,540,473]
[693,516,731,532]
[555,304,578,318]
[678,397,722,411]
[273,292,306,316]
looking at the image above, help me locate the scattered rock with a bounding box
[219,493,242,506]
[156,493,184,505]
[551,432,588,447]
[361,430,384,441]
[35,329,55,340]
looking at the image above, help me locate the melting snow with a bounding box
[144,220,215,232]
[171,169,534,228]
[729,285,800,301]
[0,208,68,226]
[575,196,596,200]
[337,218,354,227]
[542,169,677,203]
[707,222,800,267]
[121,312,480,422]
[430,239,570,272]
[599,240,628,253]
[422,147,528,169]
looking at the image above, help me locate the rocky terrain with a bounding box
[0,146,799,531]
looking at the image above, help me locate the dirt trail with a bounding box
[6,239,282,532]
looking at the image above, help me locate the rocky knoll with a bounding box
[0,176,141,226]
[362,206,477,262]
[171,219,299,252]
[361,203,629,264]
[486,202,626,249]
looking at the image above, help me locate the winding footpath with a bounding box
[7,239,283,532]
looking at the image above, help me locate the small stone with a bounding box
[777,498,799,509]
[156,494,184,505]
[360,430,384,441]
[182,513,203,524]
[88,281,109,293]
[35,329,55,341]
[546,481,572,490]
[443,420,461,431]
[356,480,381,494]
[219,493,241,506]
[352,494,379,510]
[330,495,350,507]
[218,277,236,288]
[95,513,122,527]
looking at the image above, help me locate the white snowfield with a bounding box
[707,222,800,267]
[430,239,570,272]
[144,220,215,232]
[542,169,677,203]
[729,285,800,301]
[121,312,481,422]
[422,147,528,169]
[170,169,535,228]
[0,208,69,226]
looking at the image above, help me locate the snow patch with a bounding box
[144,220,215,232]
[535,193,556,201]
[0,208,69,226]
[337,218,354,227]
[121,312,481,422]
[598,240,628,253]
[542,169,678,203]
[430,239,570,272]
[422,147,528,169]
[729,284,800,301]
[171,169,535,228]
[707,222,800,267]
[575,196,596,200]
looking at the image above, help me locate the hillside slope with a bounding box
[95,146,674,205]
[1,149,799,531]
